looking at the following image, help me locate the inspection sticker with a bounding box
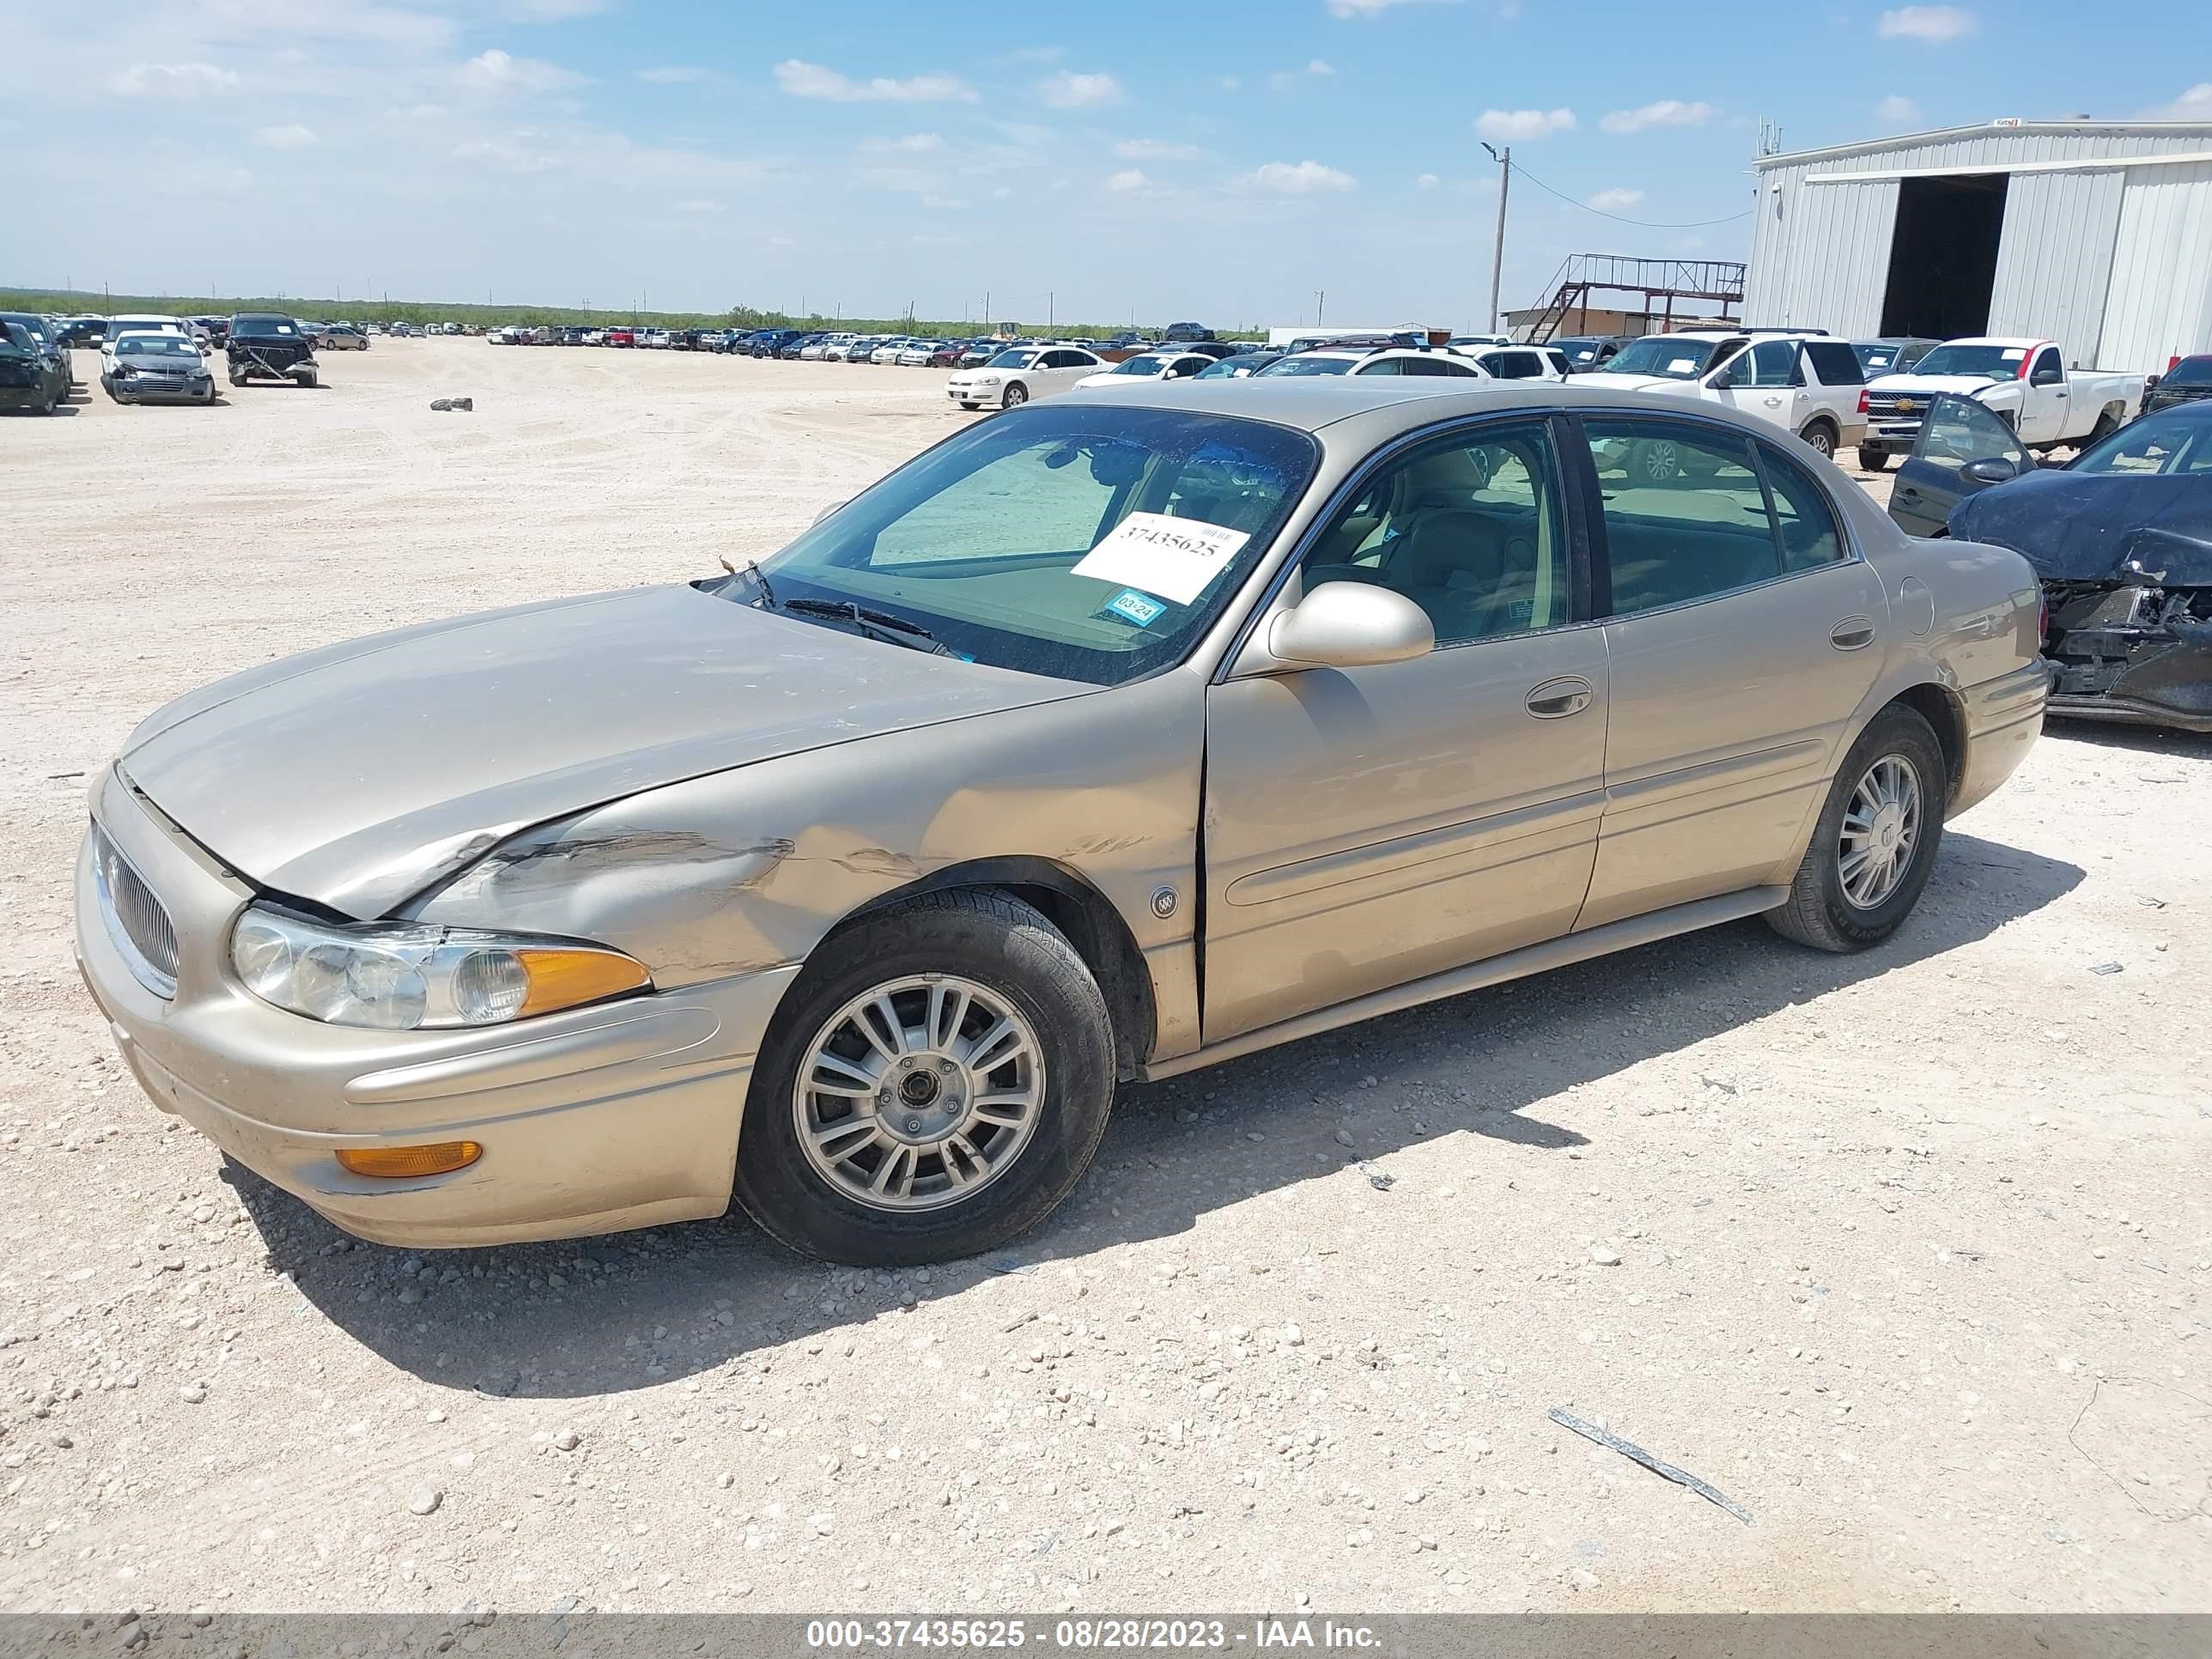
[1072,512,1250,605]
[1099,587,1168,628]
[1668,356,1698,374]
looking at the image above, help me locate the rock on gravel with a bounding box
[408,1486,444,1516]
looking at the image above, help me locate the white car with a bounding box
[1574,331,1869,465]
[1447,333,1512,352]
[642,329,672,349]
[945,345,1105,410]
[100,316,189,371]
[896,340,941,368]
[871,338,914,366]
[801,334,854,362]
[1073,350,1216,390]
[1857,337,2148,468]
[1254,347,1490,380]
[1462,344,1572,383]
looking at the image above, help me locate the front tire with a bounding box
[1766,705,1946,952]
[733,890,1115,1266]
[1001,381,1029,410]
[1857,447,1890,472]
[958,401,978,410]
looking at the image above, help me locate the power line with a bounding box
[1510,163,1752,229]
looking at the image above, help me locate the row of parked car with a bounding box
[0,309,326,412]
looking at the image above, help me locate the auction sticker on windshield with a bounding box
[1072,513,1251,605]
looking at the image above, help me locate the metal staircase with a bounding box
[1522,254,1747,342]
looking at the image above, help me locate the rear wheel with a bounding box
[1766,705,1946,952]
[733,890,1115,1266]
[1001,381,1029,410]
[1798,419,1838,459]
[1857,447,1890,471]
[1629,437,1681,483]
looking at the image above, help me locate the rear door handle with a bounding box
[1525,676,1595,718]
[1831,617,1877,651]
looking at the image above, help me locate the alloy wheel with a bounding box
[1837,755,1922,908]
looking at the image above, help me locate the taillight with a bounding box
[2038,596,2049,641]
[1856,388,1869,414]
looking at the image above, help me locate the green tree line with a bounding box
[1,288,1252,341]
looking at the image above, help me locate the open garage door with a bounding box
[1881,173,2008,340]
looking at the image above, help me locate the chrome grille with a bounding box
[93,827,179,998]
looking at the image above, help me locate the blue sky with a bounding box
[5,0,2205,329]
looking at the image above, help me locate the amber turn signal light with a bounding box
[337,1141,483,1179]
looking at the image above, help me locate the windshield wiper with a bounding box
[780,597,954,655]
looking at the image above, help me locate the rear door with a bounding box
[1710,338,1803,431]
[1889,393,2033,537]
[1571,412,1890,927]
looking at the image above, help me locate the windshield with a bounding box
[232,315,299,335]
[1111,355,1171,375]
[118,336,199,357]
[2160,356,2212,388]
[1603,337,1729,380]
[1257,356,1354,376]
[2069,409,2212,477]
[1854,344,1899,373]
[987,349,1039,369]
[742,405,1318,686]
[1906,343,2025,380]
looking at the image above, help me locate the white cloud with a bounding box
[253,124,319,149]
[459,49,584,92]
[1220,75,1242,92]
[1877,5,1976,40]
[110,62,239,96]
[1588,187,1644,210]
[671,198,723,213]
[1600,99,1715,134]
[1874,94,1923,125]
[1416,172,1439,189]
[1243,159,1355,194]
[2145,83,2212,119]
[1267,71,1297,93]
[1036,70,1121,108]
[1114,137,1203,161]
[1474,106,1575,141]
[1307,58,1335,75]
[636,66,719,84]
[774,59,976,103]
[1106,168,1152,192]
[861,131,945,153]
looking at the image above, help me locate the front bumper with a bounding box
[74,769,799,1249]
[112,374,212,402]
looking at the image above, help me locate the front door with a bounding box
[1890,393,2032,538]
[1573,412,1891,927]
[2019,345,2070,446]
[1203,416,1608,1042]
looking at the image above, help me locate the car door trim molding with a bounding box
[1145,882,1789,1081]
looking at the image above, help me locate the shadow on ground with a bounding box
[231,830,2083,1398]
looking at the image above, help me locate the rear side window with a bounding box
[1803,341,1864,386]
[1355,357,1403,376]
[1581,418,1781,616]
[1756,447,1847,571]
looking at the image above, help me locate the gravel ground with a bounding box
[3,339,2208,1616]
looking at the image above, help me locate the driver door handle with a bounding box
[1525,676,1595,718]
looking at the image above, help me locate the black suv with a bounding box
[226,313,319,387]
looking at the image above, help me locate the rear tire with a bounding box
[733,890,1115,1266]
[1857,447,1890,471]
[1766,705,1946,953]
[1798,419,1838,459]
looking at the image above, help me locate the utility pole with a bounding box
[1316,289,1324,325]
[1480,142,1512,334]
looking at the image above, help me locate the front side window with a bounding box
[988,349,1038,369]
[1916,394,2031,477]
[745,406,1318,686]
[1111,355,1168,375]
[1583,419,1781,616]
[2031,347,2063,385]
[1296,420,1571,647]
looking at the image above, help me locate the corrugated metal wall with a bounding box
[2100,161,2212,369]
[1744,125,2212,362]
[1987,170,2124,362]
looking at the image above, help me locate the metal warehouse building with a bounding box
[1743,121,2212,369]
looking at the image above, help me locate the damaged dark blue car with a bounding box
[1887,394,2212,735]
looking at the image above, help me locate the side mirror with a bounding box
[1264,580,1434,671]
[1960,456,2019,485]
[1709,368,1735,389]
[2145,374,2161,391]
[2032,369,2063,387]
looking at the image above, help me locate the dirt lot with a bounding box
[3,338,2208,1617]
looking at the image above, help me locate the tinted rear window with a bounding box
[2162,356,2212,388]
[1803,342,1863,386]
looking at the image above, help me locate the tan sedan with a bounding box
[76,381,2048,1265]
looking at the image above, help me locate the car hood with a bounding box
[1948,470,2212,586]
[118,584,1080,918]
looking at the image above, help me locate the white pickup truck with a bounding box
[1856,337,2148,470]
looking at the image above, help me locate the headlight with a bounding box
[229,905,650,1030]
[979,374,1001,386]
